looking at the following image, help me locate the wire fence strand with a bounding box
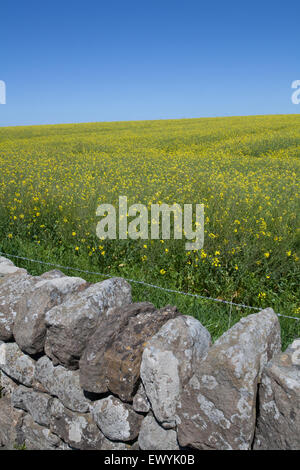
[0,251,299,321]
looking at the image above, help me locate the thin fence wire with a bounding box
[0,251,299,322]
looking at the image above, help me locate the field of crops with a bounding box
[0,114,299,347]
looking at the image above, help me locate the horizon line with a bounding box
[0,112,299,130]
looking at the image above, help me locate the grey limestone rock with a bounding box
[45,277,132,369]
[177,308,281,450]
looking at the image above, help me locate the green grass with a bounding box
[2,240,298,350]
[0,115,299,348]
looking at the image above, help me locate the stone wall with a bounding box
[0,256,299,450]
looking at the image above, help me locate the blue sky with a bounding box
[0,0,299,126]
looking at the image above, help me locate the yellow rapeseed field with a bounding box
[0,114,299,345]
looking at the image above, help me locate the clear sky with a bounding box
[0,0,299,126]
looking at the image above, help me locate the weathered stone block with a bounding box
[45,277,132,369]
[80,303,179,401]
[177,308,281,450]
[0,370,18,397]
[133,382,151,413]
[0,396,24,449]
[0,271,35,341]
[0,257,14,266]
[138,412,179,450]
[50,398,104,450]
[141,315,211,428]
[91,395,143,442]
[0,341,36,387]
[13,274,87,355]
[0,264,27,278]
[34,356,90,413]
[21,413,70,450]
[253,338,300,450]
[12,385,53,427]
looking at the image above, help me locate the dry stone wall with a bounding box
[0,256,299,450]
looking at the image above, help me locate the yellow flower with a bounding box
[160,269,166,275]
[258,292,266,299]
[212,258,221,267]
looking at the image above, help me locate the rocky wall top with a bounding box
[0,256,299,450]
